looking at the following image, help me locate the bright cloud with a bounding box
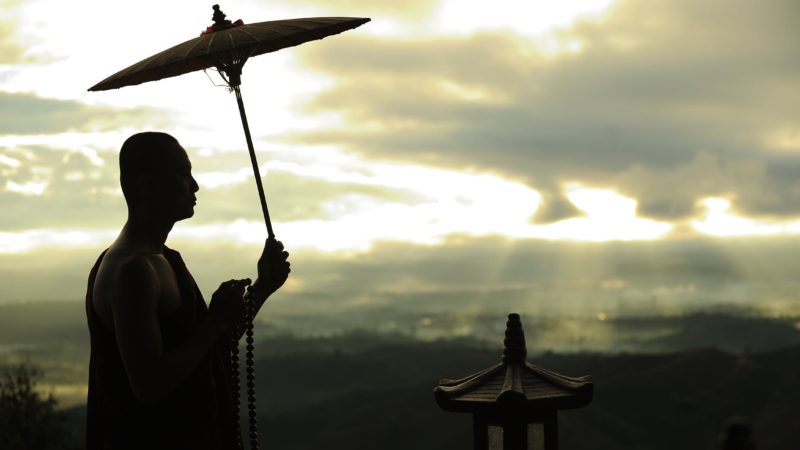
[5,179,47,195]
[693,198,800,237]
[0,228,118,253]
[527,184,673,241]
[436,0,616,36]
[0,174,678,254]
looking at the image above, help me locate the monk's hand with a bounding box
[252,238,290,298]
[209,278,250,333]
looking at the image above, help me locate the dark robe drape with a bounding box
[85,247,241,450]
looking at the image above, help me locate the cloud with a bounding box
[190,162,427,224]
[287,0,439,20]
[0,21,27,64]
[289,0,800,220]
[0,91,168,135]
[613,152,800,220]
[0,139,430,232]
[0,144,126,230]
[0,0,32,64]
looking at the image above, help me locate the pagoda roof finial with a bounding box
[502,313,527,365]
[434,313,593,413]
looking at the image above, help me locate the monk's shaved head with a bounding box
[119,132,182,207]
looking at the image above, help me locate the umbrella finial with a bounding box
[212,5,232,28]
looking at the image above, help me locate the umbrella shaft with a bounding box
[234,86,275,239]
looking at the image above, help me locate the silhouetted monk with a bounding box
[85,132,290,449]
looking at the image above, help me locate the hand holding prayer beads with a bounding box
[209,278,250,332]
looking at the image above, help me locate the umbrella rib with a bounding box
[226,31,249,66]
[181,37,206,60]
[236,28,261,42]
[205,31,217,55]
[229,28,261,63]
[225,31,236,63]
[268,24,292,37]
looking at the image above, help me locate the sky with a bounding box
[1,0,800,322]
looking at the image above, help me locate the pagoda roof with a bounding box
[434,314,593,413]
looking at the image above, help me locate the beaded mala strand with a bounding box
[230,327,243,448]
[231,289,259,450]
[245,292,259,449]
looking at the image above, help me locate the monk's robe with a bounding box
[85,247,242,450]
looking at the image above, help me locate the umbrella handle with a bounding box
[233,85,275,239]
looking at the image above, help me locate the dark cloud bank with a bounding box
[291,0,800,223]
[0,91,166,135]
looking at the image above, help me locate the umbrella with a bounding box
[89,5,370,239]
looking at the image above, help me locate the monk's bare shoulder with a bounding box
[93,247,162,329]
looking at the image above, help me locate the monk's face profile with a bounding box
[120,132,200,223]
[147,142,199,222]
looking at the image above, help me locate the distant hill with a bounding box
[252,336,797,450]
[60,333,798,450]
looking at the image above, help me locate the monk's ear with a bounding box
[135,174,158,198]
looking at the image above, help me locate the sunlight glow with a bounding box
[566,183,636,219]
[766,127,800,153]
[0,160,545,253]
[9,189,800,254]
[527,184,673,241]
[692,197,800,237]
[0,181,678,254]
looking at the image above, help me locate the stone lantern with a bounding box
[434,313,593,450]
